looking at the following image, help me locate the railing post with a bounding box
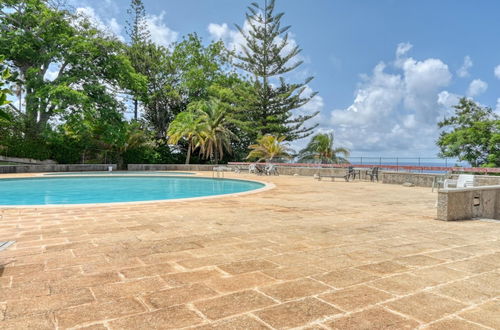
[396,157,399,172]
[360,157,363,166]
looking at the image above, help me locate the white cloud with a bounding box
[396,42,413,58]
[457,55,473,78]
[75,6,124,41]
[145,12,178,47]
[494,65,500,79]
[328,43,453,155]
[466,79,488,97]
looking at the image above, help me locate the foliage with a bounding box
[0,0,144,138]
[234,0,319,141]
[437,97,500,167]
[298,132,350,164]
[190,99,237,164]
[167,111,203,164]
[0,57,11,122]
[246,134,293,162]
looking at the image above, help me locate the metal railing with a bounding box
[228,162,500,174]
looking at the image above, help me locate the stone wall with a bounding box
[437,185,500,221]
[128,164,216,171]
[0,164,116,173]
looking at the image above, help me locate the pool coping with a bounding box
[0,173,275,208]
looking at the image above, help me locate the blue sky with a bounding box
[70,0,500,157]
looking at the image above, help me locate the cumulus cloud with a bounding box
[457,55,473,78]
[494,65,500,79]
[466,79,488,97]
[145,12,178,47]
[328,43,453,155]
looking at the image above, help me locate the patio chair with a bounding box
[443,174,474,189]
[431,171,452,192]
[366,167,379,182]
[248,164,257,174]
[265,164,279,176]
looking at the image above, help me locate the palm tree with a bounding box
[246,135,293,162]
[167,111,203,164]
[191,99,236,164]
[298,132,350,164]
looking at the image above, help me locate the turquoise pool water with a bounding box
[0,176,264,206]
[43,171,194,176]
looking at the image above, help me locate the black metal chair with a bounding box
[366,167,379,182]
[345,166,355,181]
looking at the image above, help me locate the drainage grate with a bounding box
[0,241,15,251]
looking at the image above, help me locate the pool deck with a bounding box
[0,172,498,329]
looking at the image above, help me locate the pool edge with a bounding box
[0,175,275,209]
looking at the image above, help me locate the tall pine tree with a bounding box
[126,0,150,120]
[235,0,319,141]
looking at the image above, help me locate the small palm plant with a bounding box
[298,132,350,164]
[167,111,202,164]
[246,135,293,162]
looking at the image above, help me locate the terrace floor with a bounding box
[0,172,499,329]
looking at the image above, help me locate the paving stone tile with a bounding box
[144,283,218,309]
[325,306,419,329]
[119,263,176,279]
[370,273,437,295]
[194,290,276,320]
[356,260,409,275]
[49,271,121,294]
[255,297,342,328]
[261,265,324,280]
[424,317,489,330]
[0,263,44,277]
[446,259,498,274]
[108,305,204,329]
[205,272,276,293]
[411,266,470,285]
[5,288,94,319]
[432,279,497,303]
[384,292,466,323]
[319,285,393,311]
[393,254,445,267]
[313,268,379,288]
[192,315,271,329]
[177,255,232,269]
[460,300,500,329]
[260,278,331,302]
[218,259,279,275]
[161,269,222,287]
[55,297,146,328]
[0,314,55,330]
[0,281,50,301]
[92,277,168,301]
[426,249,473,261]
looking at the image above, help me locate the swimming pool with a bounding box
[0,176,266,206]
[43,171,194,176]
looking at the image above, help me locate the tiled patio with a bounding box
[0,172,499,329]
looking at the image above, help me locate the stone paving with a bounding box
[0,172,499,329]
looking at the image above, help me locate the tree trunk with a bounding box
[134,99,138,120]
[185,141,192,165]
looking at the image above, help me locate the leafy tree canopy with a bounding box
[437,97,500,167]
